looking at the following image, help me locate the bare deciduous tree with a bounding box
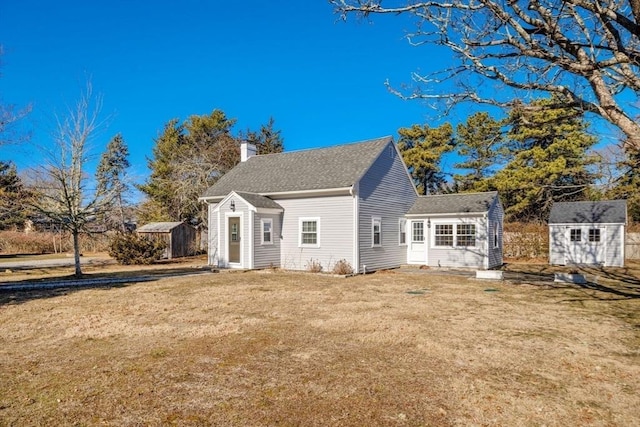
[331,0,640,151]
[0,46,31,147]
[29,83,115,277]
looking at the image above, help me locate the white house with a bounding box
[199,137,504,272]
[549,200,627,267]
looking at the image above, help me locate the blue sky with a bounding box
[0,0,458,181]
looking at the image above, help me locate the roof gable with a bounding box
[407,192,498,215]
[549,200,627,224]
[201,137,392,199]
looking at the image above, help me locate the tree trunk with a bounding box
[72,229,82,277]
[118,193,126,232]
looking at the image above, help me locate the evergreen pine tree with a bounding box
[453,112,506,192]
[491,96,599,222]
[95,133,131,231]
[397,123,454,195]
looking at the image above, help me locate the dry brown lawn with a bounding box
[1,267,639,426]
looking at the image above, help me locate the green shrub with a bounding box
[108,233,167,265]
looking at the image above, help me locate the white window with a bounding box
[434,224,453,246]
[399,218,407,246]
[299,218,320,247]
[493,222,500,248]
[434,223,477,247]
[412,222,424,242]
[456,224,476,247]
[261,218,273,245]
[372,217,382,247]
[588,228,601,242]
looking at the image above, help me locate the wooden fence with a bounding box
[627,233,640,259]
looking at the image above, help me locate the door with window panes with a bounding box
[567,226,605,264]
[408,220,426,263]
[584,227,605,264]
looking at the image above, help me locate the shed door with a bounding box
[228,217,241,264]
[584,227,606,264]
[567,227,606,264]
[408,220,427,264]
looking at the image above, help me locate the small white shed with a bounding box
[549,200,627,267]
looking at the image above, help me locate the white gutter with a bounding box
[199,187,353,203]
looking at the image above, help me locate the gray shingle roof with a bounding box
[235,192,283,210]
[201,136,392,198]
[137,222,185,232]
[407,191,498,215]
[549,200,627,224]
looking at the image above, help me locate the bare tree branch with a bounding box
[331,0,640,150]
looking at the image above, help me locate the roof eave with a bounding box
[405,211,487,217]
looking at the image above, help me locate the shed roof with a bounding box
[548,200,627,224]
[235,192,283,210]
[407,191,498,215]
[137,222,185,233]
[201,136,392,199]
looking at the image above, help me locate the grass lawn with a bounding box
[1,268,639,426]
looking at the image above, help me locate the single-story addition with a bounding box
[405,191,504,269]
[549,200,627,267]
[137,221,197,259]
[199,136,504,272]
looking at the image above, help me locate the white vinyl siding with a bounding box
[487,200,504,268]
[254,213,281,268]
[207,202,219,266]
[358,141,417,271]
[277,196,354,271]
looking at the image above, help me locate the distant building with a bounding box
[549,200,627,267]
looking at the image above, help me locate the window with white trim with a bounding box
[261,218,273,245]
[372,217,382,247]
[588,228,601,242]
[456,224,476,247]
[493,222,500,248]
[434,224,453,246]
[434,223,477,247]
[399,218,407,245]
[299,218,319,247]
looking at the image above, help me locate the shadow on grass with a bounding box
[0,281,141,306]
[504,261,640,300]
[0,266,212,306]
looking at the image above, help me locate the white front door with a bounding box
[408,220,427,264]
